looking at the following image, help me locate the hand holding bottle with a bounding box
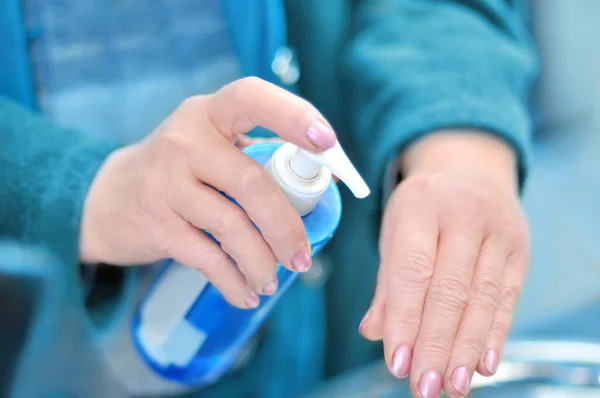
[360,131,530,398]
[79,77,337,308]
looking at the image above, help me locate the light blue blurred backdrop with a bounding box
[512,0,600,334]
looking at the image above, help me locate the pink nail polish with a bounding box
[291,248,311,272]
[451,367,471,396]
[245,292,260,308]
[359,310,370,334]
[262,279,278,295]
[391,346,412,379]
[306,120,337,150]
[419,371,441,398]
[483,350,499,374]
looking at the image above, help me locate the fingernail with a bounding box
[291,248,311,272]
[451,367,471,396]
[419,371,441,398]
[262,279,278,295]
[391,346,412,379]
[306,120,337,150]
[246,292,260,308]
[483,350,499,374]
[359,310,370,334]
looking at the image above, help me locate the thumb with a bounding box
[205,77,337,151]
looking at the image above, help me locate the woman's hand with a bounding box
[80,77,337,309]
[360,132,530,398]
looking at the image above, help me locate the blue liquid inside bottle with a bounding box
[131,143,342,386]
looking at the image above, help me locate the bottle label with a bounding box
[137,262,209,367]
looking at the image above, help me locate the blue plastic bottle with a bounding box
[132,142,369,386]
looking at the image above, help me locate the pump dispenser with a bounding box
[266,142,370,216]
[132,141,369,387]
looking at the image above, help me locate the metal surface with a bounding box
[304,340,600,397]
[472,341,600,390]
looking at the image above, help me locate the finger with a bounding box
[382,185,439,380]
[166,221,258,309]
[169,178,278,295]
[359,262,386,341]
[360,192,398,341]
[443,237,506,397]
[206,77,337,151]
[190,135,310,274]
[477,246,528,377]
[410,225,482,398]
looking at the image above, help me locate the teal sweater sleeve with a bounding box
[345,0,537,190]
[0,97,118,296]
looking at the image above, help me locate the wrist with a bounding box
[79,147,129,264]
[399,130,518,193]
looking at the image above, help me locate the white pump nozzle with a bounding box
[290,143,370,199]
[265,142,370,216]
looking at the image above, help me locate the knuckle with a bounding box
[199,245,230,272]
[469,186,492,207]
[510,221,531,253]
[206,216,226,237]
[388,307,422,335]
[234,160,267,193]
[206,204,246,237]
[258,190,305,244]
[395,176,432,204]
[384,299,422,336]
[420,332,453,359]
[490,320,511,340]
[239,76,262,88]
[494,207,525,238]
[148,135,182,164]
[456,182,492,209]
[399,249,435,284]
[471,275,502,314]
[457,335,486,358]
[428,273,470,313]
[501,284,521,310]
[405,175,432,193]
[180,95,203,110]
[446,184,493,222]
[230,77,262,100]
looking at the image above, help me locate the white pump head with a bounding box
[290,142,370,199]
[265,142,370,216]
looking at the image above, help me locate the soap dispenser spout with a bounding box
[291,142,371,199]
[266,142,370,216]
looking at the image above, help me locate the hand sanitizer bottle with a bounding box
[132,141,370,386]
